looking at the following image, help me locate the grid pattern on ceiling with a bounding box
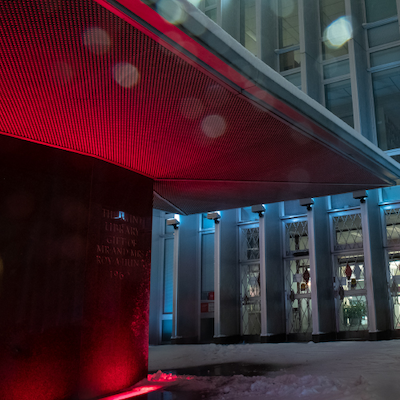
[0,0,390,196]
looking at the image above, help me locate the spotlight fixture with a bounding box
[166,218,180,229]
[299,198,314,211]
[251,204,265,217]
[207,211,221,224]
[353,190,367,203]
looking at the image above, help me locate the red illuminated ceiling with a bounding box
[1,0,399,214]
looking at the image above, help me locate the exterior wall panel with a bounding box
[0,136,153,399]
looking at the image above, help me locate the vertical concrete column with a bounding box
[346,0,377,141]
[172,224,180,339]
[0,136,153,399]
[176,214,199,343]
[306,203,320,336]
[264,203,286,342]
[149,210,163,345]
[258,0,279,70]
[359,190,391,339]
[397,0,400,27]
[218,209,239,340]
[214,218,221,337]
[309,197,336,341]
[298,0,323,102]
[360,197,377,334]
[258,213,267,337]
[220,0,241,41]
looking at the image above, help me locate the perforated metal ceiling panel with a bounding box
[1,0,399,214]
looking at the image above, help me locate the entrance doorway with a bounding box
[240,263,261,335]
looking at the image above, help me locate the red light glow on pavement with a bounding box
[148,372,180,382]
[101,372,192,399]
[101,385,161,399]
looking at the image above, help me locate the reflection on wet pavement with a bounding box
[151,361,291,377]
[142,391,203,399]
[140,362,294,399]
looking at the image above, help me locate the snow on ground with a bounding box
[147,341,400,399]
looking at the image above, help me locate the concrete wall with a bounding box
[149,210,163,345]
[220,209,239,337]
[264,203,286,339]
[0,136,153,400]
[312,197,336,336]
[177,214,199,341]
[366,190,392,332]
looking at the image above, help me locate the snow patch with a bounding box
[149,341,400,399]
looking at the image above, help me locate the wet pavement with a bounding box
[141,391,202,399]
[154,361,290,377]
[137,362,294,399]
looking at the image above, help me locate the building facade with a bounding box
[149,0,400,344]
[3,0,400,398]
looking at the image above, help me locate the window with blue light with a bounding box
[163,238,174,314]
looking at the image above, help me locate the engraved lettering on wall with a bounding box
[97,208,146,278]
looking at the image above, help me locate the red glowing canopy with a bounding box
[1,0,399,214]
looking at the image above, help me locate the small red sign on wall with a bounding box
[208,291,214,300]
[201,303,208,313]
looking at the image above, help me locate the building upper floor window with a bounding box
[325,78,354,128]
[203,0,218,22]
[320,0,349,60]
[278,0,299,48]
[367,21,400,48]
[372,66,400,151]
[365,0,397,23]
[365,0,400,152]
[241,0,257,56]
[276,0,301,87]
[278,0,300,72]
[194,0,218,23]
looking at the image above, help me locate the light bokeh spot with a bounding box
[201,115,226,138]
[157,0,187,25]
[83,27,111,55]
[113,63,140,88]
[324,17,352,49]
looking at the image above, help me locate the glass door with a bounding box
[239,224,260,336]
[285,258,312,335]
[240,263,261,335]
[333,254,368,332]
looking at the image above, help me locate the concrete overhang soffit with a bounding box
[1,0,400,214]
